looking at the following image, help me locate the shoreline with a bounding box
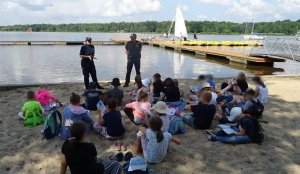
[1,74,300,91]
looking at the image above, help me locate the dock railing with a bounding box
[249,37,300,61]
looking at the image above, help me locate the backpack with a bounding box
[24,108,44,127]
[244,116,265,144]
[245,99,264,119]
[43,109,62,139]
[168,116,185,135]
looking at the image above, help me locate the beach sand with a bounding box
[0,76,300,174]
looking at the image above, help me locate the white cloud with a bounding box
[198,0,300,21]
[279,0,300,11]
[0,0,161,24]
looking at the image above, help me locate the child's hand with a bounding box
[184,105,191,110]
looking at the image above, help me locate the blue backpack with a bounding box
[43,109,62,139]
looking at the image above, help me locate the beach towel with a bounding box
[168,116,185,135]
[166,100,186,113]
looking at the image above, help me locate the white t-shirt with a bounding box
[159,115,170,132]
[209,92,218,105]
[256,85,268,104]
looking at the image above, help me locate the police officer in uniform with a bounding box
[124,33,142,87]
[80,37,103,89]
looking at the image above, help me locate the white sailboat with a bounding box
[168,6,188,39]
[243,22,266,40]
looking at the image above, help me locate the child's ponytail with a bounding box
[156,130,164,143]
[149,116,164,143]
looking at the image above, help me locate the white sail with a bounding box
[174,6,187,37]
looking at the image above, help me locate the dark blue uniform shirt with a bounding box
[125,41,142,59]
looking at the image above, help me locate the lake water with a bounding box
[0,32,300,85]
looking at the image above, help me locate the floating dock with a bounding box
[0,39,286,65]
[0,40,127,45]
[146,40,285,66]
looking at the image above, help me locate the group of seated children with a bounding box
[18,85,61,126]
[19,71,269,169]
[211,74,268,144]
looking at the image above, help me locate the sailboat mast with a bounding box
[168,20,175,35]
[251,22,255,35]
[244,22,248,34]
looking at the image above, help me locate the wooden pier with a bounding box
[0,38,286,65]
[0,40,127,46]
[147,40,285,66]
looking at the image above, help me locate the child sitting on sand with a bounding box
[216,107,242,124]
[190,83,217,106]
[224,72,248,95]
[173,79,184,98]
[206,74,216,90]
[60,122,122,174]
[146,101,170,132]
[253,76,268,105]
[35,85,60,110]
[152,73,164,98]
[124,90,151,125]
[180,91,216,129]
[190,75,206,94]
[141,78,153,103]
[161,78,181,102]
[130,116,180,163]
[208,113,262,144]
[129,75,143,101]
[107,78,124,107]
[83,82,103,111]
[95,99,125,140]
[18,91,44,126]
[60,93,94,140]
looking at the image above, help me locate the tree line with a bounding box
[1,20,299,35]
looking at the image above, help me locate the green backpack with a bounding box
[24,108,45,127]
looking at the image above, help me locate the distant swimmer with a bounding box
[124,33,142,87]
[79,37,103,90]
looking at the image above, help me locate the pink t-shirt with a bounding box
[35,90,57,106]
[125,101,151,119]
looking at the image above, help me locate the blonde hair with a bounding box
[137,89,148,102]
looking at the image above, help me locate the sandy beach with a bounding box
[1,76,300,174]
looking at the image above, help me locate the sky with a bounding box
[0,0,299,25]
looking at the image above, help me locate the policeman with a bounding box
[124,33,142,87]
[80,37,103,89]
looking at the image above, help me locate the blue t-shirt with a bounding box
[191,103,216,129]
[207,80,216,89]
[80,44,95,56]
[103,110,125,137]
[125,41,142,59]
[84,90,102,111]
